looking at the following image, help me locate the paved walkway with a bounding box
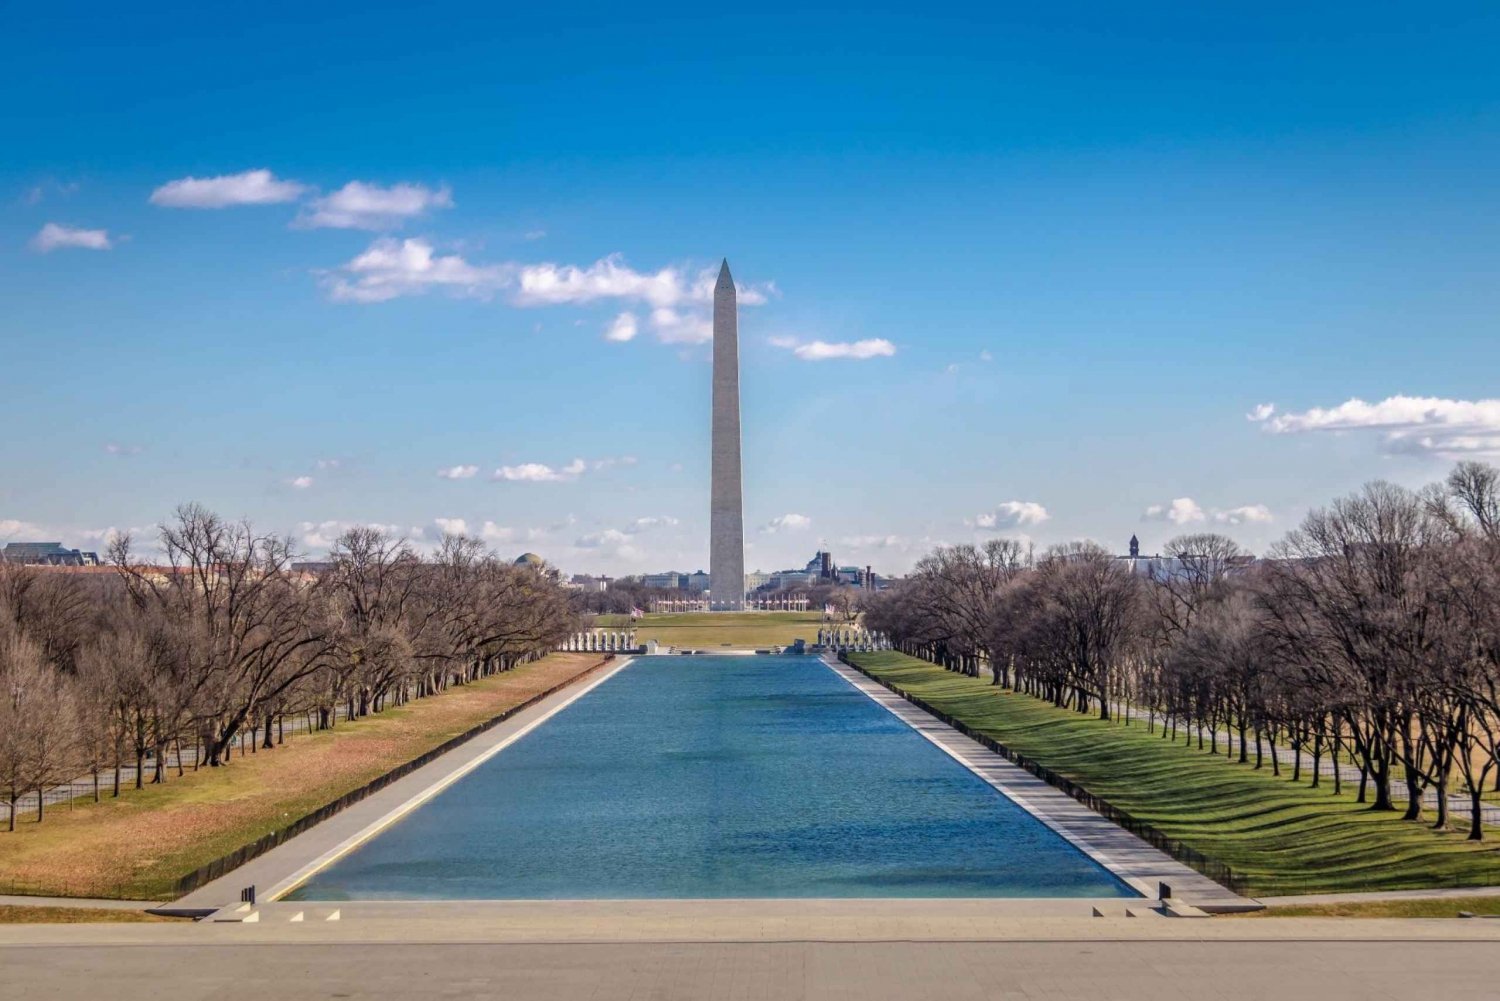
[4,931,1500,1000]
[172,657,635,910]
[822,656,1255,912]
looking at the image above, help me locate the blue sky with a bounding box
[3,2,1499,575]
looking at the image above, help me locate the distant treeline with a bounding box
[0,504,581,829]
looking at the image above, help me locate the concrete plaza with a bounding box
[4,911,1500,1000]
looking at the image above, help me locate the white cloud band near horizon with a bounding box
[1143,497,1272,526]
[1250,395,1500,458]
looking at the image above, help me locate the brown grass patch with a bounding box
[0,905,174,923]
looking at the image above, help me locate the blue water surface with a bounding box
[289,656,1135,899]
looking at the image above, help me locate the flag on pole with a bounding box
[630,606,645,619]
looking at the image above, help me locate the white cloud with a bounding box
[288,476,314,489]
[1214,504,1273,525]
[31,223,112,252]
[1250,395,1500,459]
[437,464,479,480]
[434,517,468,536]
[103,442,142,456]
[493,458,587,482]
[514,255,691,309]
[769,336,896,361]
[979,349,994,363]
[523,229,547,241]
[480,521,516,543]
[649,307,712,344]
[150,169,305,208]
[0,519,48,540]
[973,501,1050,530]
[324,248,770,345]
[762,513,812,533]
[572,527,645,563]
[297,181,453,230]
[575,528,631,549]
[1144,497,1272,527]
[1247,402,1276,422]
[297,520,405,551]
[605,311,638,343]
[316,458,342,470]
[325,238,511,303]
[591,456,638,471]
[1144,498,1207,524]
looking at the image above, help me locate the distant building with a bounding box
[514,552,546,569]
[1116,535,1254,581]
[568,574,612,592]
[744,570,773,591]
[641,571,683,590]
[683,570,710,593]
[1,542,101,566]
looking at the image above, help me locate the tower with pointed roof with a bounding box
[709,259,745,610]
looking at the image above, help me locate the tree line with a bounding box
[863,462,1500,840]
[0,503,582,830]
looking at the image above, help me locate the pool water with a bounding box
[289,656,1135,899]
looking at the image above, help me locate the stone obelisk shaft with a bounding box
[709,259,745,610]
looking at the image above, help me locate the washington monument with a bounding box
[709,259,745,610]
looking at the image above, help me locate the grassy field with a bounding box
[0,653,607,901]
[599,611,827,648]
[0,905,172,924]
[846,651,1500,896]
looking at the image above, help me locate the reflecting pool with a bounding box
[289,655,1135,899]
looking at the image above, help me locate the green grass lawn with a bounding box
[846,651,1500,896]
[598,611,827,648]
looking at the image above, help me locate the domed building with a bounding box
[514,552,546,569]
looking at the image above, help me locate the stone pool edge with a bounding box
[819,655,1258,913]
[173,656,638,910]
